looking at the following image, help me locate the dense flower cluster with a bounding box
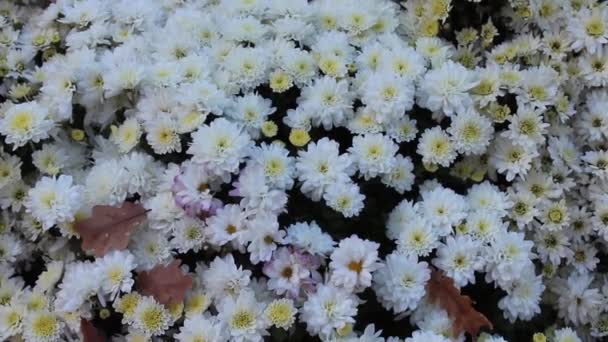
[0,0,607,341]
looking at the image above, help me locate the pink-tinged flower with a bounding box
[171,161,222,219]
[263,246,322,299]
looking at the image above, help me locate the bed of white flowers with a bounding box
[1,0,608,341]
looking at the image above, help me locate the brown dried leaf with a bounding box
[426,268,493,341]
[75,202,147,257]
[80,319,106,342]
[136,259,193,306]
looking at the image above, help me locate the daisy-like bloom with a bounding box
[132,296,172,336]
[538,199,570,231]
[300,284,358,340]
[489,137,539,181]
[131,230,172,271]
[508,190,539,229]
[171,217,206,253]
[502,105,549,148]
[405,330,451,342]
[187,118,252,181]
[285,221,335,257]
[568,6,608,54]
[467,181,512,216]
[171,161,222,218]
[420,186,468,236]
[0,304,25,340]
[218,290,268,342]
[323,181,365,218]
[25,175,83,231]
[296,138,354,201]
[110,118,142,153]
[95,250,137,299]
[517,66,559,110]
[466,210,505,243]
[0,102,54,149]
[0,152,22,191]
[54,261,100,312]
[248,143,295,190]
[201,254,252,302]
[145,116,182,155]
[230,164,288,215]
[174,314,227,342]
[417,60,477,117]
[381,154,415,194]
[264,298,297,330]
[349,133,398,180]
[582,149,608,181]
[205,204,249,248]
[417,127,457,167]
[263,247,314,297]
[553,327,582,342]
[113,292,142,324]
[485,231,535,289]
[22,310,64,342]
[84,158,128,206]
[245,212,285,264]
[433,235,484,288]
[497,270,544,322]
[228,93,276,138]
[373,253,430,314]
[472,64,504,107]
[360,72,415,123]
[396,217,439,257]
[299,76,354,130]
[557,272,603,326]
[329,235,381,292]
[382,46,427,80]
[448,109,494,155]
[34,261,64,294]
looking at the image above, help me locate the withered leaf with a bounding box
[75,202,147,257]
[136,259,193,306]
[426,268,493,341]
[80,319,107,342]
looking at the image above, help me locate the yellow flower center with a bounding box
[230,310,255,330]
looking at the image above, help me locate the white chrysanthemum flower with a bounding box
[264,298,297,330]
[323,181,365,218]
[54,261,100,312]
[228,93,276,138]
[96,250,137,298]
[329,235,381,292]
[0,102,54,149]
[405,330,451,342]
[84,158,128,206]
[299,76,354,130]
[417,127,457,167]
[489,137,539,181]
[466,210,505,243]
[349,133,398,180]
[301,284,358,340]
[568,6,608,54]
[0,304,25,340]
[188,118,251,181]
[22,310,64,342]
[448,109,494,155]
[557,272,603,326]
[218,290,268,342]
[25,175,83,230]
[296,138,354,201]
[171,217,206,253]
[202,254,252,302]
[111,118,142,153]
[132,296,172,336]
[175,314,227,342]
[0,152,22,191]
[249,143,295,190]
[396,217,439,257]
[246,212,285,264]
[360,72,415,123]
[373,253,429,314]
[433,235,484,288]
[417,60,477,117]
[554,327,582,342]
[420,187,468,235]
[285,221,335,256]
[498,270,544,322]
